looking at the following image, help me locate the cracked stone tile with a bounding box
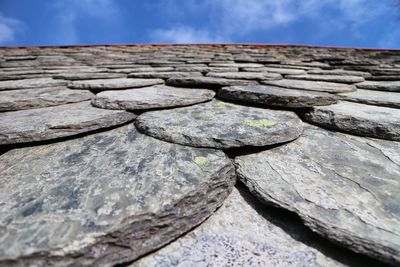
[135,100,303,149]
[235,123,400,265]
[0,124,235,266]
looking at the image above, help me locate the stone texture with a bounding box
[304,101,400,141]
[0,124,235,266]
[235,124,400,265]
[218,85,338,108]
[127,72,203,79]
[355,81,400,92]
[166,77,258,89]
[0,101,136,144]
[208,63,264,68]
[53,72,126,80]
[242,67,306,75]
[91,85,215,110]
[206,72,282,81]
[174,66,239,73]
[0,87,94,111]
[286,74,365,84]
[128,67,175,72]
[132,187,344,267]
[68,78,164,90]
[339,89,400,108]
[307,69,371,77]
[262,79,356,93]
[135,100,303,149]
[0,78,67,91]
[366,76,400,81]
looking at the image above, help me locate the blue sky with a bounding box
[0,0,399,48]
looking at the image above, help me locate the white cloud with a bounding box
[0,13,23,45]
[149,0,390,42]
[150,26,228,43]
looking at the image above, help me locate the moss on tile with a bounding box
[244,119,277,128]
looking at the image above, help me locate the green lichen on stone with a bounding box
[244,119,277,128]
[191,111,212,121]
[216,101,229,108]
[193,156,210,167]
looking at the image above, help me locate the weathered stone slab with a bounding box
[92,85,215,110]
[286,74,365,84]
[218,85,338,108]
[206,72,282,81]
[132,187,344,267]
[128,72,203,79]
[355,81,400,92]
[128,67,174,72]
[0,124,235,266]
[208,63,264,68]
[0,101,136,144]
[242,67,306,75]
[0,74,50,81]
[265,64,316,70]
[0,78,67,91]
[135,100,303,149]
[0,70,47,81]
[370,68,400,76]
[339,89,400,108]
[68,78,164,90]
[262,79,356,93]
[308,69,371,77]
[166,77,258,89]
[304,101,400,141]
[235,124,400,265]
[174,66,239,73]
[366,76,400,81]
[0,87,94,111]
[53,72,126,80]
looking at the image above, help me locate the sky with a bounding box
[0,0,399,48]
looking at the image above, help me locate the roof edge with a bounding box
[0,43,399,51]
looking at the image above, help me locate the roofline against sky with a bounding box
[1,43,399,51]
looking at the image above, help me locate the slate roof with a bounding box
[0,44,399,266]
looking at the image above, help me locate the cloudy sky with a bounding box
[0,0,399,48]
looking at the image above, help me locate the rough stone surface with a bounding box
[166,77,259,89]
[235,124,400,265]
[0,44,399,267]
[53,72,126,80]
[208,63,264,68]
[262,79,356,93]
[128,72,203,79]
[206,72,282,81]
[174,66,239,73]
[128,67,174,72]
[286,74,365,84]
[242,67,306,75]
[218,85,338,108]
[91,85,215,110]
[339,89,400,108]
[132,187,343,267]
[307,69,371,77]
[68,78,164,90]
[355,81,400,92]
[0,78,67,91]
[303,101,400,141]
[0,87,94,111]
[0,101,136,144]
[135,100,303,149]
[0,124,236,266]
[366,76,400,81]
